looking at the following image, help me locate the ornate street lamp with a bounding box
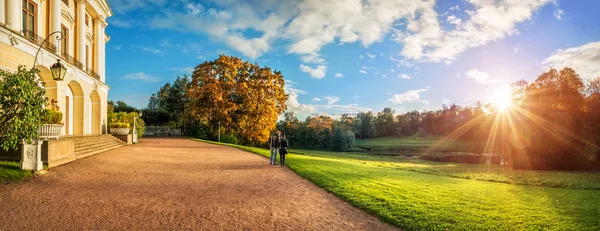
[32,31,66,81]
[49,59,67,81]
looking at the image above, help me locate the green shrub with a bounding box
[221,134,238,144]
[110,122,130,128]
[42,109,63,124]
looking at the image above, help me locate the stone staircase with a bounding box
[63,134,127,159]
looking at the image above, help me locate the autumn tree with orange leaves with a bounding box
[187,55,287,145]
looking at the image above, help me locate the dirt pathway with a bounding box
[0,138,396,230]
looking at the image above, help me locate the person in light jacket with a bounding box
[267,131,281,165]
[279,134,288,167]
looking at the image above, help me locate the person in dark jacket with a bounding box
[267,131,281,165]
[279,134,288,167]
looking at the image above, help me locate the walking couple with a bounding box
[268,131,288,167]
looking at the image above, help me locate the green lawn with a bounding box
[191,138,600,230]
[354,136,479,153]
[0,161,34,184]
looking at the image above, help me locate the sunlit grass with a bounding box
[191,138,600,230]
[0,161,34,183]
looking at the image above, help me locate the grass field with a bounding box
[191,138,600,230]
[0,161,34,184]
[354,136,481,153]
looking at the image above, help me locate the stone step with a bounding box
[75,144,125,159]
[67,134,127,159]
[74,140,124,155]
[74,138,121,149]
[75,140,123,153]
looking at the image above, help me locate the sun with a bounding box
[490,87,513,112]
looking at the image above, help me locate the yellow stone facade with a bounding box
[0,0,112,136]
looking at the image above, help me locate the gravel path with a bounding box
[0,137,396,230]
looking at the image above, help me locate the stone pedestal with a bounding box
[21,140,43,171]
[114,134,133,144]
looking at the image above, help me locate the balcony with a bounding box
[86,67,101,80]
[60,52,83,69]
[21,29,57,53]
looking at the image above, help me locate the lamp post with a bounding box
[21,31,66,171]
[133,109,143,143]
[32,31,67,81]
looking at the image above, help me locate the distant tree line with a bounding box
[276,113,355,151]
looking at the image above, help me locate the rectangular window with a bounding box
[86,45,89,67]
[61,25,68,55]
[22,0,37,33]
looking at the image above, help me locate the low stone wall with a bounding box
[115,134,133,144]
[0,139,76,168]
[42,139,75,168]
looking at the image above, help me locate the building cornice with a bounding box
[88,0,113,20]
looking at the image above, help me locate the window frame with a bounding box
[61,25,69,55]
[22,0,37,33]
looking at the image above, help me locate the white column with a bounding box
[76,0,86,69]
[100,22,106,82]
[5,0,20,31]
[0,0,6,24]
[93,17,101,79]
[51,0,61,53]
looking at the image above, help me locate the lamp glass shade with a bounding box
[50,59,67,81]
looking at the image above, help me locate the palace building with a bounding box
[0,0,112,136]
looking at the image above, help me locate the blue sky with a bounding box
[105,0,600,119]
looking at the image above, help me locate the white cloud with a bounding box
[301,53,326,64]
[399,74,411,79]
[334,73,343,78]
[112,0,552,66]
[441,97,451,104]
[554,9,564,20]
[140,46,161,54]
[312,97,321,102]
[465,69,496,84]
[169,67,195,74]
[542,41,600,80]
[399,0,552,62]
[323,96,340,104]
[366,52,376,59]
[359,70,368,74]
[382,74,387,77]
[514,47,519,54]
[314,104,371,114]
[390,68,396,73]
[299,64,327,79]
[449,5,460,11]
[122,72,160,82]
[446,15,462,25]
[388,87,430,105]
[108,18,133,28]
[444,60,452,65]
[359,55,364,59]
[284,81,317,116]
[113,46,121,50]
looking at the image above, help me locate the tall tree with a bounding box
[188,55,287,144]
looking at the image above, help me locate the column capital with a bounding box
[75,0,87,5]
[93,16,107,27]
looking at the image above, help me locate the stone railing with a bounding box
[38,124,63,139]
